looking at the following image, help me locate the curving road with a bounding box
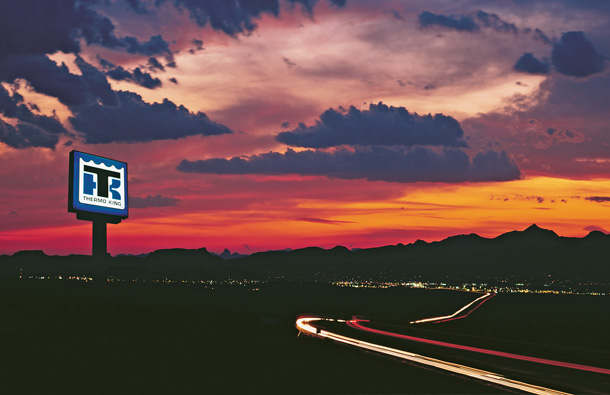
[296,316,571,395]
[296,292,610,394]
[410,292,495,324]
[348,318,610,375]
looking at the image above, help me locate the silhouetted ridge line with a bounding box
[2,225,609,286]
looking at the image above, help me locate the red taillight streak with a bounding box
[434,293,496,323]
[347,320,610,375]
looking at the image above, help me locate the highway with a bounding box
[296,316,571,395]
[296,292,610,394]
[349,319,610,375]
[410,292,495,324]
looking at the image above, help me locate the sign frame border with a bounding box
[68,150,129,221]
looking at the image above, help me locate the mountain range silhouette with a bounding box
[2,224,609,284]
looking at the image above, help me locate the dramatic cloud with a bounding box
[0,0,352,151]
[107,66,162,89]
[514,53,550,74]
[276,103,468,148]
[126,0,148,15]
[0,121,59,149]
[551,31,606,77]
[475,10,518,34]
[0,55,117,107]
[0,0,170,59]
[0,86,67,134]
[585,196,610,203]
[177,147,520,183]
[130,194,180,208]
[147,57,165,71]
[0,85,68,148]
[419,9,548,40]
[290,0,346,15]
[156,0,346,36]
[418,11,479,32]
[69,91,233,144]
[157,0,279,35]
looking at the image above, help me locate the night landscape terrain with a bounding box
[2,225,609,394]
[2,0,610,393]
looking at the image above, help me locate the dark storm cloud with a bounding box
[0,121,60,149]
[97,56,116,70]
[474,11,518,34]
[551,32,606,77]
[69,91,233,144]
[107,66,132,81]
[513,0,610,13]
[289,0,346,15]
[418,11,479,32]
[126,0,149,14]
[585,196,610,203]
[0,0,168,104]
[0,86,67,135]
[0,0,240,150]
[0,84,68,149]
[0,0,169,59]
[157,0,281,35]
[130,194,180,208]
[118,35,171,56]
[419,9,549,40]
[107,66,162,89]
[514,53,550,74]
[0,55,117,107]
[177,147,520,183]
[157,0,345,35]
[276,103,468,149]
[147,57,165,71]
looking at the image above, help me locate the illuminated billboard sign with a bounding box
[68,151,128,219]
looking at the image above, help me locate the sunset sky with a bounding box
[1,0,609,255]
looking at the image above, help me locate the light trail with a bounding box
[410,292,495,324]
[296,316,571,395]
[348,319,610,375]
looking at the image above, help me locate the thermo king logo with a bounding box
[79,158,126,210]
[69,151,128,218]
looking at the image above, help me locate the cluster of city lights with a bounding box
[332,280,606,296]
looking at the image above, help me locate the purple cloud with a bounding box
[585,196,610,203]
[177,147,520,183]
[276,103,468,149]
[552,32,606,77]
[69,91,232,144]
[514,53,550,74]
[130,194,180,208]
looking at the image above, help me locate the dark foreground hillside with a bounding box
[0,279,608,394]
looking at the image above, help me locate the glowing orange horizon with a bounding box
[1,175,608,256]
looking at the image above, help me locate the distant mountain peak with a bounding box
[217,249,249,260]
[523,223,557,236]
[585,230,608,240]
[526,223,542,231]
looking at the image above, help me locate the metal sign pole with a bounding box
[92,219,108,257]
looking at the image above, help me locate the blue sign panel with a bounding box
[69,151,128,218]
